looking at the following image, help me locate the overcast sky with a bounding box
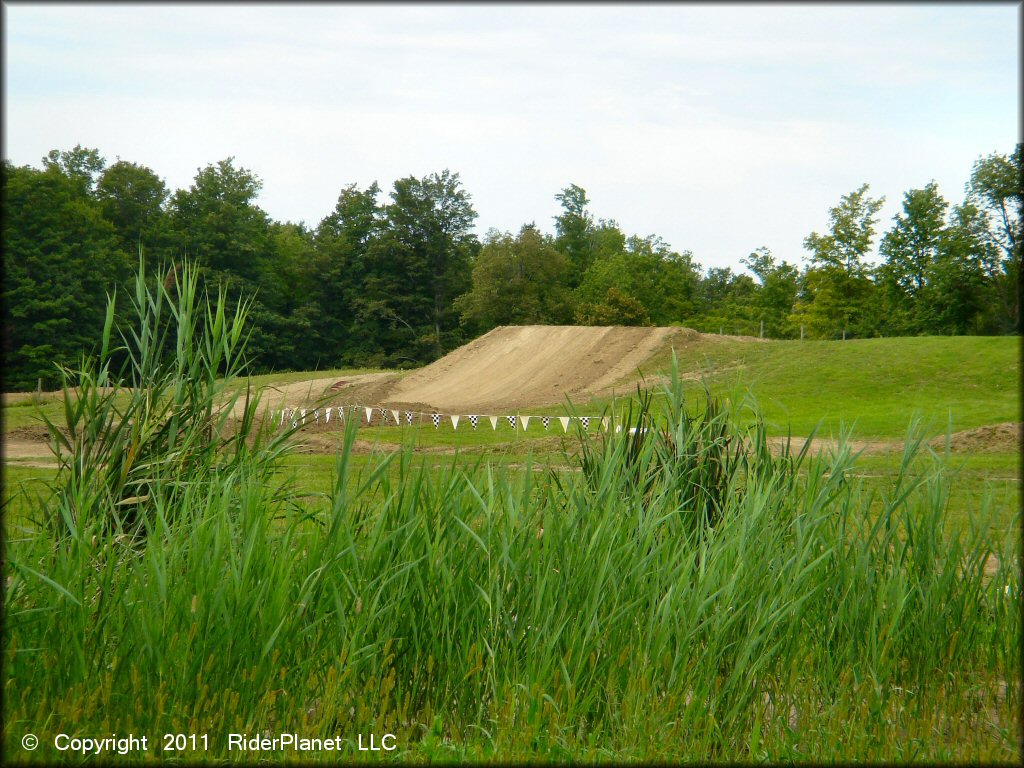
[4,2,1019,272]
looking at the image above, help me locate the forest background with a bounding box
[2,144,1019,392]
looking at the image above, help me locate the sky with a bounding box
[3,2,1019,273]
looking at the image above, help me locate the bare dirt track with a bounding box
[4,326,1018,460]
[335,325,701,413]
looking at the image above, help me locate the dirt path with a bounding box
[230,372,401,418]
[2,439,58,467]
[343,325,695,413]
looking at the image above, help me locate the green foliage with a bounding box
[798,184,887,338]
[575,234,701,327]
[38,258,292,538]
[170,157,271,281]
[41,144,106,195]
[554,183,595,282]
[2,159,133,390]
[804,183,886,277]
[739,247,800,337]
[456,225,574,330]
[967,145,1023,331]
[879,181,948,297]
[2,145,1018,395]
[95,160,174,261]
[363,170,478,362]
[575,286,652,326]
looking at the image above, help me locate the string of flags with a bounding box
[269,404,622,433]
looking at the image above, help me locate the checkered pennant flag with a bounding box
[507,415,517,429]
[541,416,550,430]
[579,416,590,430]
[313,408,321,424]
[290,409,298,429]
[468,415,479,429]
[378,407,391,424]
[431,413,441,428]
[406,411,414,425]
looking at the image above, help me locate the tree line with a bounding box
[2,145,1020,390]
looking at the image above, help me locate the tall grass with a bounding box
[35,260,292,539]
[3,271,1018,762]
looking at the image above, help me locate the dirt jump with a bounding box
[326,325,703,413]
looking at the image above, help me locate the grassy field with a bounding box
[636,334,1020,439]
[2,298,1021,764]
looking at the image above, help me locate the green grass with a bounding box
[638,335,1019,439]
[3,299,1020,764]
[5,380,1019,763]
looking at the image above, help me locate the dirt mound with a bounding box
[348,325,693,413]
[929,422,1022,454]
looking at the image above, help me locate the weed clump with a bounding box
[38,259,292,540]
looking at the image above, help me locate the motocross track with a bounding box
[324,325,721,413]
[4,327,1018,460]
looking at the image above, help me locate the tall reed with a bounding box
[36,259,293,540]
[3,295,1018,761]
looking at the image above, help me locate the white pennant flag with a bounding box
[521,415,531,431]
[559,416,570,433]
[279,409,285,426]
[602,417,609,432]
[300,408,307,425]
[325,407,331,424]
[450,414,460,430]
[392,409,400,425]
[364,407,373,424]
[489,416,498,430]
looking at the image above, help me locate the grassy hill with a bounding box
[633,334,1020,440]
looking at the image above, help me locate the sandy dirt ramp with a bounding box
[377,325,689,412]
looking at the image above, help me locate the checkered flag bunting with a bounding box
[469,415,479,429]
[406,411,413,425]
[507,415,516,429]
[431,413,441,428]
[580,416,590,430]
[542,416,550,430]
